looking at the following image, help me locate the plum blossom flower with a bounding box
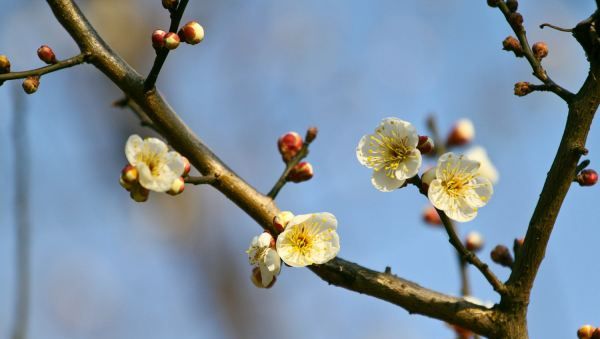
[125,135,186,192]
[276,213,340,267]
[428,152,493,222]
[356,118,422,192]
[247,232,281,287]
[465,146,499,184]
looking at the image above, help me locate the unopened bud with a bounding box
[465,231,484,252]
[178,21,204,45]
[417,135,434,154]
[37,45,57,64]
[287,162,313,183]
[509,12,524,31]
[577,169,598,186]
[491,245,514,267]
[591,328,600,339]
[0,55,10,73]
[446,119,475,146]
[119,177,134,191]
[502,36,523,57]
[164,32,180,50]
[305,126,318,144]
[532,42,549,60]
[121,164,139,183]
[182,156,191,176]
[506,0,518,12]
[152,29,167,49]
[273,211,294,232]
[420,167,437,193]
[423,206,442,226]
[162,0,178,11]
[22,76,40,94]
[486,0,500,7]
[278,131,303,162]
[514,82,533,97]
[130,184,150,202]
[251,267,276,289]
[167,177,185,195]
[577,325,596,339]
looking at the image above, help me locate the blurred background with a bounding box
[0,1,598,338]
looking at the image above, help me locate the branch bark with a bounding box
[45,0,502,335]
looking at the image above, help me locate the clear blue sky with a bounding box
[0,1,598,338]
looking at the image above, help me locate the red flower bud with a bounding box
[162,0,178,11]
[152,29,167,49]
[182,156,191,176]
[22,76,40,95]
[164,32,180,50]
[278,131,303,162]
[577,169,598,187]
[491,245,513,268]
[423,206,442,226]
[532,42,549,60]
[167,177,186,196]
[509,12,524,30]
[37,45,57,64]
[506,0,518,12]
[502,36,524,57]
[305,126,318,144]
[121,164,139,184]
[178,21,205,45]
[287,162,313,183]
[577,325,596,339]
[465,231,484,252]
[417,135,434,154]
[447,119,475,146]
[514,82,533,97]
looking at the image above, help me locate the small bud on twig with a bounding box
[446,119,475,146]
[491,245,514,268]
[422,206,442,226]
[273,211,294,232]
[577,324,596,339]
[486,0,500,8]
[179,21,205,45]
[0,55,11,73]
[121,164,139,184]
[130,184,150,202]
[167,177,185,195]
[577,169,598,186]
[514,82,533,97]
[591,328,600,339]
[162,0,178,11]
[509,12,524,31]
[502,36,524,57]
[305,126,318,144]
[22,76,40,94]
[506,0,519,12]
[287,162,313,183]
[278,131,303,162]
[164,32,181,50]
[152,29,167,50]
[465,231,484,252]
[37,45,57,64]
[532,42,549,60]
[417,135,434,154]
[181,156,191,176]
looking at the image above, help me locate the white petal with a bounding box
[312,212,338,230]
[311,231,340,264]
[257,232,273,247]
[165,151,186,177]
[469,176,493,208]
[285,214,312,229]
[445,198,478,222]
[378,118,418,147]
[125,135,143,165]
[428,179,451,211]
[143,137,169,156]
[371,169,405,192]
[259,264,274,287]
[394,150,422,180]
[263,249,281,274]
[466,146,499,183]
[356,134,372,167]
[137,163,175,192]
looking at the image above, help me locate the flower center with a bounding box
[289,224,315,256]
[249,246,269,265]
[367,131,411,177]
[440,164,477,198]
[138,152,163,177]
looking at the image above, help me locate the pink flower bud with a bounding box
[0,55,10,73]
[22,76,40,94]
[121,164,139,184]
[152,29,167,49]
[447,119,475,146]
[278,131,303,162]
[577,169,598,187]
[182,156,191,176]
[287,162,313,183]
[305,126,318,144]
[273,211,294,232]
[577,325,595,339]
[420,167,437,193]
[178,21,205,45]
[423,206,441,226]
[250,267,275,289]
[490,245,513,267]
[130,184,150,202]
[465,231,484,252]
[532,41,548,60]
[164,32,180,50]
[37,45,57,64]
[417,135,434,154]
[167,177,185,195]
[162,0,178,10]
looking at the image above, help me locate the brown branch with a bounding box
[495,2,575,103]
[143,0,190,90]
[539,23,573,33]
[0,53,88,81]
[184,175,217,185]
[45,0,502,335]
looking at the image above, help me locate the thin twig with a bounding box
[11,85,30,339]
[495,2,575,103]
[267,144,310,199]
[143,0,190,91]
[539,23,573,33]
[0,53,89,81]
[184,175,217,185]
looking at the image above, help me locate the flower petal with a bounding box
[371,169,405,192]
[445,198,478,222]
[125,135,144,165]
[394,150,422,180]
[356,134,373,167]
[257,232,273,248]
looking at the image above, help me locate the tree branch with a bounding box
[45,0,502,335]
[0,53,88,81]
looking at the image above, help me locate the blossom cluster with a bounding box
[357,118,495,222]
[247,211,340,288]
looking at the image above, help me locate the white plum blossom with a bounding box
[428,152,493,222]
[276,213,340,267]
[125,135,186,192]
[465,146,499,184]
[247,232,281,287]
[356,118,422,192]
